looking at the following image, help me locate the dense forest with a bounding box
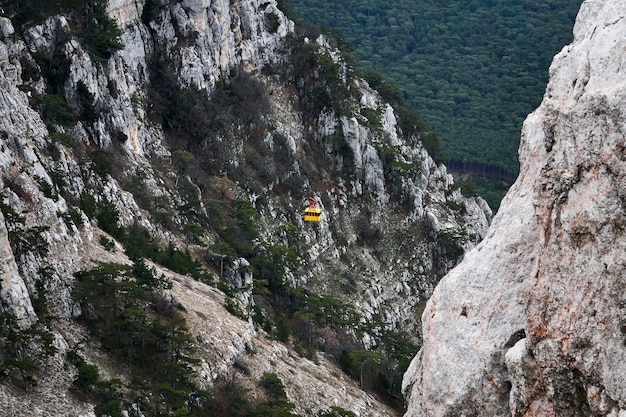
[289,0,582,178]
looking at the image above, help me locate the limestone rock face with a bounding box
[0,0,490,415]
[403,1,626,415]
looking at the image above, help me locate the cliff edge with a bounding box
[403,1,626,415]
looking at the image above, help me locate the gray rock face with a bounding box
[403,1,626,415]
[0,0,490,414]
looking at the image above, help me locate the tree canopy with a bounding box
[289,0,582,175]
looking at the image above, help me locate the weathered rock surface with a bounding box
[0,0,491,415]
[403,1,626,415]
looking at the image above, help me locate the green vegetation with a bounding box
[72,261,209,415]
[42,94,73,126]
[0,312,57,389]
[251,268,418,410]
[78,2,123,61]
[0,194,49,257]
[256,372,299,416]
[72,261,305,415]
[0,266,58,389]
[288,0,582,175]
[90,197,210,281]
[6,1,122,62]
[319,407,357,417]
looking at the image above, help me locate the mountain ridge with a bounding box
[0,0,489,414]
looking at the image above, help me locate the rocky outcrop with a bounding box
[403,1,626,415]
[0,0,491,415]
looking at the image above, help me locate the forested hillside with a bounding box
[289,0,582,176]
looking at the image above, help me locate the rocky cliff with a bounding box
[0,0,490,415]
[402,1,626,415]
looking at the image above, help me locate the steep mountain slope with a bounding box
[0,0,490,415]
[403,0,626,415]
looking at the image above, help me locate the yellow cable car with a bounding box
[304,196,322,222]
[304,207,322,222]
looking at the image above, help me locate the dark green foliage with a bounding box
[251,244,300,295]
[4,0,86,26]
[71,259,304,415]
[79,191,97,219]
[72,261,207,414]
[290,0,582,175]
[362,70,448,164]
[8,1,121,62]
[358,107,382,130]
[88,148,113,180]
[71,355,100,391]
[0,312,58,388]
[224,297,247,320]
[92,198,208,280]
[259,372,287,403]
[78,2,123,62]
[35,176,57,201]
[209,200,260,260]
[50,163,68,191]
[42,94,73,125]
[0,195,49,257]
[148,62,270,170]
[34,267,55,325]
[265,12,281,34]
[280,36,356,123]
[10,224,50,258]
[276,0,302,24]
[436,228,466,260]
[325,123,354,167]
[257,372,298,416]
[95,197,122,238]
[64,206,84,229]
[319,406,357,417]
[67,349,124,415]
[339,349,385,388]
[452,175,510,211]
[273,316,291,343]
[49,131,73,147]
[420,131,449,165]
[99,235,115,251]
[254,281,418,410]
[36,164,66,202]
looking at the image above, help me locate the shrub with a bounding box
[437,228,466,260]
[35,176,58,201]
[224,297,247,320]
[99,235,115,251]
[49,131,73,147]
[358,106,382,131]
[88,148,113,180]
[95,198,122,238]
[325,123,354,167]
[79,191,97,219]
[319,406,357,417]
[78,3,123,62]
[265,12,280,33]
[276,0,301,24]
[43,94,73,125]
[0,312,57,388]
[259,372,287,404]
